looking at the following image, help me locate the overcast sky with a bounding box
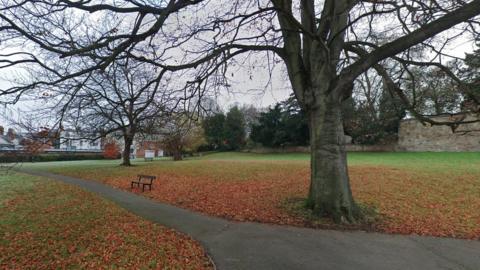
[0,5,477,129]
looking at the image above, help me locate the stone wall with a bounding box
[244,114,480,153]
[345,144,398,152]
[243,146,310,154]
[243,144,398,153]
[398,114,480,152]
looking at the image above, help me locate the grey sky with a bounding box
[0,3,477,127]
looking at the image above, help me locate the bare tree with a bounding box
[1,0,480,222]
[58,59,180,166]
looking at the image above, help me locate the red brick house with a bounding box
[135,139,164,158]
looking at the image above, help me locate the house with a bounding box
[135,134,164,158]
[0,126,24,150]
[108,132,164,159]
[0,126,57,153]
[0,125,104,153]
[53,129,102,152]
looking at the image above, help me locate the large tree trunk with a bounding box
[122,135,134,166]
[306,92,361,223]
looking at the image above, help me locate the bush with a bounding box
[35,153,105,162]
[0,154,27,163]
[103,142,121,159]
[0,153,105,163]
[196,144,215,152]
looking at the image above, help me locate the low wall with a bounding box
[243,146,310,154]
[345,144,398,152]
[244,144,398,153]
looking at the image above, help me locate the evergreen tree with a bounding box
[464,44,480,110]
[202,113,226,150]
[223,106,246,150]
[378,88,407,141]
[250,104,283,147]
[250,96,309,147]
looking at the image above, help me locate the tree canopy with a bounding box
[251,96,309,147]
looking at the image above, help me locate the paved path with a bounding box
[20,169,480,270]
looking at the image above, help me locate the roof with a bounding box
[0,136,12,145]
[0,133,26,146]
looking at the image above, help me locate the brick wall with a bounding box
[135,141,163,158]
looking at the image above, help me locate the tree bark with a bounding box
[172,148,182,161]
[306,91,360,223]
[122,135,134,166]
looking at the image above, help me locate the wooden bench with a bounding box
[131,175,156,192]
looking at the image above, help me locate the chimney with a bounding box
[0,126,4,136]
[7,128,15,140]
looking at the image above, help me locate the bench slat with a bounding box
[131,174,156,192]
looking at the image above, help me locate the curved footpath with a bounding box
[20,169,480,270]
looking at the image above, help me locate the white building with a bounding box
[54,130,102,152]
[0,126,25,150]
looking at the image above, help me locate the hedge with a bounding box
[0,153,106,163]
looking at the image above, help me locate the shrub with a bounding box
[103,142,121,159]
[0,152,105,163]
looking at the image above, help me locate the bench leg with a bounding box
[132,182,141,189]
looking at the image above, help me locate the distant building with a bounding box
[0,126,24,150]
[135,134,164,158]
[0,124,165,157]
[109,132,164,159]
[0,125,103,153]
[54,129,102,152]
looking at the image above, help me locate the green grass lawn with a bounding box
[206,151,480,166]
[24,151,480,173]
[0,172,211,269]
[20,151,480,239]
